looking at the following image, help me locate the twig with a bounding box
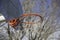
[8,24,12,40]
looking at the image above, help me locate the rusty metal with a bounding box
[8,13,43,28]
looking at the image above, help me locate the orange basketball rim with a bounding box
[8,13,43,28]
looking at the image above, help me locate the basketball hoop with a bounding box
[18,13,43,28]
[8,13,43,29]
[19,13,43,24]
